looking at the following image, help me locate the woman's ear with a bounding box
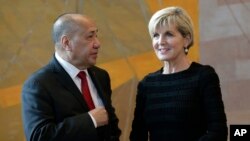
[61,35,72,51]
[184,34,191,47]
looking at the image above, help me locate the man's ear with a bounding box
[61,35,71,51]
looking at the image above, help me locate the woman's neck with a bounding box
[163,58,191,74]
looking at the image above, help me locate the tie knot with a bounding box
[77,71,86,80]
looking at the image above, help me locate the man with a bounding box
[22,13,121,141]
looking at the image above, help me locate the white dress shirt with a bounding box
[55,52,104,127]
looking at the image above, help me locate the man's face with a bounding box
[68,18,100,69]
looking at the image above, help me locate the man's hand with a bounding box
[89,107,109,127]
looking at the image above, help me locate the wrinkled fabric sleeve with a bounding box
[198,66,228,141]
[22,77,97,141]
[130,80,148,141]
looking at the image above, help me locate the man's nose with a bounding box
[94,38,100,48]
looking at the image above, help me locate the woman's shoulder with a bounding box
[139,68,162,83]
[191,62,219,83]
[190,62,216,73]
[146,68,162,77]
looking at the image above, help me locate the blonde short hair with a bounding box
[148,6,194,49]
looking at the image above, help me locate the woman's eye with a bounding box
[166,32,173,36]
[153,33,159,38]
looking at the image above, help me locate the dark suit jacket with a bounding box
[22,56,121,141]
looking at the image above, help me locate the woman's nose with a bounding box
[158,35,166,45]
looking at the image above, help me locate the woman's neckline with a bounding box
[161,61,194,75]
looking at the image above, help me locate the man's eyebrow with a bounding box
[89,29,98,34]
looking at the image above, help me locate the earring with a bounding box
[184,47,188,54]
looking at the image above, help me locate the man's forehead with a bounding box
[83,27,98,34]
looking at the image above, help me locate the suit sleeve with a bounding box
[22,75,97,141]
[130,80,148,141]
[100,71,121,141]
[198,66,228,141]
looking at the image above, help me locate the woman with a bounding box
[130,6,228,141]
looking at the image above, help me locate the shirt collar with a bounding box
[55,52,88,78]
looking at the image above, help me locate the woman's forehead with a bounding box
[154,22,176,31]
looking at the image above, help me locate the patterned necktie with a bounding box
[77,71,95,110]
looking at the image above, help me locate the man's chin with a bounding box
[89,60,97,66]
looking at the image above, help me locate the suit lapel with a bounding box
[50,56,89,110]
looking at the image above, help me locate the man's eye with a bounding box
[88,34,98,39]
[88,35,94,38]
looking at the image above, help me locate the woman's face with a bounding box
[152,24,189,62]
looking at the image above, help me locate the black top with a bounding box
[130,62,228,141]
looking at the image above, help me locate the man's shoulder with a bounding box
[89,66,108,74]
[24,63,55,84]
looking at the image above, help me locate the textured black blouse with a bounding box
[130,62,228,141]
